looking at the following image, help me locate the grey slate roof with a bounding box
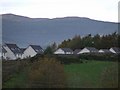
[111,47,120,53]
[5,43,22,54]
[99,49,111,53]
[2,47,7,53]
[85,47,98,52]
[61,48,73,52]
[30,45,44,54]
[74,49,81,54]
[20,48,26,53]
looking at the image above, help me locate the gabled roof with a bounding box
[0,44,1,52]
[61,48,73,52]
[85,47,98,52]
[74,49,81,54]
[110,47,120,53]
[30,45,43,54]
[99,49,111,53]
[5,43,22,54]
[2,47,7,53]
[20,48,26,53]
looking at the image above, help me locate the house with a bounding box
[2,47,7,59]
[109,47,120,54]
[99,49,112,54]
[3,43,23,60]
[20,48,26,53]
[23,45,44,58]
[73,49,81,54]
[78,47,98,54]
[0,44,2,59]
[54,48,73,54]
[0,48,1,60]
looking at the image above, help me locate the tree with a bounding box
[51,42,57,52]
[58,40,69,48]
[58,32,119,49]
[44,46,53,55]
[92,34,101,49]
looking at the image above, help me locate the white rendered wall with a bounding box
[54,49,65,54]
[23,46,37,58]
[3,46,16,60]
[78,48,90,54]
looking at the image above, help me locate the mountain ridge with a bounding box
[1,13,118,23]
[2,14,118,47]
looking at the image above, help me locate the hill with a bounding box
[2,14,118,47]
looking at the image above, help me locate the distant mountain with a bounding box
[2,14,118,48]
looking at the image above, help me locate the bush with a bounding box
[78,54,118,61]
[27,57,67,88]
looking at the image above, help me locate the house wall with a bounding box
[66,52,73,54]
[54,49,65,54]
[99,50,104,53]
[3,46,16,60]
[16,54,23,59]
[78,48,90,54]
[109,48,116,54]
[2,52,7,59]
[23,46,37,58]
[0,52,1,59]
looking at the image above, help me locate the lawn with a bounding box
[3,60,118,88]
[64,60,118,88]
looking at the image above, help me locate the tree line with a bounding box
[58,32,120,50]
[44,32,120,54]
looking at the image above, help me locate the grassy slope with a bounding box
[64,60,117,88]
[3,60,117,88]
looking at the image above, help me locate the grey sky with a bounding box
[0,0,119,22]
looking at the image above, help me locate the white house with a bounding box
[54,48,73,54]
[2,47,7,59]
[3,43,23,60]
[0,48,1,60]
[99,49,112,54]
[78,47,98,54]
[23,45,44,58]
[109,47,120,54]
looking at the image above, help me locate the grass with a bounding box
[3,60,118,88]
[64,60,117,88]
[3,67,29,88]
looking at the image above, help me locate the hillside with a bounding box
[2,14,118,47]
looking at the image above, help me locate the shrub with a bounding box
[56,55,81,64]
[27,57,67,88]
[78,54,118,61]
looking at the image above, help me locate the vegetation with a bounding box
[2,59,30,83]
[64,61,118,88]
[44,42,57,55]
[59,32,119,50]
[100,63,118,88]
[27,58,66,88]
[3,57,67,88]
[2,56,118,88]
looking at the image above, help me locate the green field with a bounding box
[64,60,118,88]
[3,60,118,88]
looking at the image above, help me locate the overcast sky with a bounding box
[0,0,119,22]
